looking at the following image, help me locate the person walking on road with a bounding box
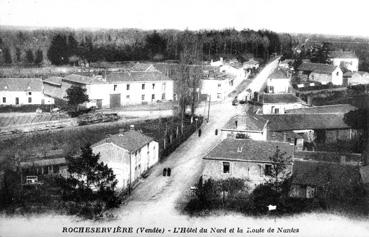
[198,128,202,137]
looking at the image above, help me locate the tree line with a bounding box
[0,28,297,66]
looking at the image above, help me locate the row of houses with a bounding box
[1,59,251,108]
[201,87,368,199]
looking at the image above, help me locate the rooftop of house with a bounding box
[268,69,289,79]
[269,131,305,142]
[330,50,358,59]
[43,83,65,99]
[106,71,173,83]
[130,63,159,72]
[292,160,362,187]
[204,138,294,162]
[259,113,351,131]
[43,77,63,86]
[298,62,337,74]
[285,104,357,114]
[222,114,268,132]
[294,151,362,165]
[63,74,106,85]
[92,130,154,152]
[0,78,43,92]
[261,93,303,104]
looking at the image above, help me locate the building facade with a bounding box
[91,130,159,191]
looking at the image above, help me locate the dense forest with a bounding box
[0,28,297,66]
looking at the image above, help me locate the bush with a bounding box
[0,104,53,113]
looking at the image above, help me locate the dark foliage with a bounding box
[25,49,34,64]
[3,47,12,64]
[34,49,43,65]
[65,85,89,109]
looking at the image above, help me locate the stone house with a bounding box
[91,129,159,191]
[202,138,294,189]
[330,50,359,72]
[298,62,343,85]
[266,69,291,94]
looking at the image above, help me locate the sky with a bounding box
[0,0,369,37]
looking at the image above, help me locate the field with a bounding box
[0,115,202,164]
[0,113,70,127]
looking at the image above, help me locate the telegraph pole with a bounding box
[207,94,211,122]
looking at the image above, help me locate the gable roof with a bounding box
[285,104,357,114]
[205,138,294,162]
[261,93,303,104]
[330,50,357,59]
[0,78,43,92]
[292,160,362,187]
[259,113,351,131]
[268,69,289,79]
[63,74,106,85]
[298,63,337,74]
[294,151,362,165]
[43,77,63,86]
[106,71,173,83]
[222,114,268,132]
[92,130,154,152]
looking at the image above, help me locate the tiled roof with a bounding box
[92,130,154,152]
[261,93,303,104]
[43,83,66,99]
[130,63,159,72]
[285,104,357,114]
[259,113,351,131]
[43,77,63,86]
[292,160,362,186]
[268,69,289,79]
[294,151,362,164]
[205,138,294,162]
[63,74,106,85]
[106,71,173,83]
[298,63,337,74]
[330,51,357,59]
[0,78,43,92]
[222,114,268,132]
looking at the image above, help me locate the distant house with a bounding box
[298,62,343,85]
[0,78,54,106]
[202,138,294,189]
[91,129,159,191]
[243,58,260,71]
[201,70,238,101]
[259,93,307,114]
[285,104,357,115]
[260,113,362,144]
[221,114,269,141]
[290,160,363,199]
[344,71,369,85]
[279,59,294,70]
[330,50,359,72]
[268,131,305,151]
[266,69,291,94]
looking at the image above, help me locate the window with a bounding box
[152,94,155,100]
[217,93,221,99]
[264,164,272,176]
[2,97,6,103]
[141,94,145,101]
[336,72,339,76]
[152,83,155,89]
[28,97,32,103]
[223,162,230,173]
[142,84,145,90]
[28,92,32,96]
[162,93,166,100]
[218,83,221,88]
[162,82,166,90]
[126,95,130,99]
[126,84,130,90]
[113,85,117,91]
[274,108,279,114]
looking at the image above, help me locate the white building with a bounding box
[260,93,307,114]
[44,68,174,109]
[266,69,291,94]
[91,130,159,191]
[0,78,54,106]
[201,72,236,101]
[330,51,359,72]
